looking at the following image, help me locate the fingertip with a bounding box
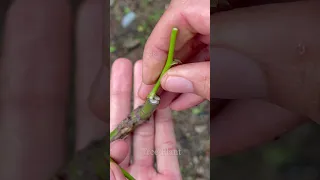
[133,60,146,106]
[134,60,143,89]
[162,62,210,99]
[134,59,143,66]
[138,83,154,100]
[112,58,132,69]
[138,84,147,100]
[110,139,129,163]
[160,74,194,94]
[111,58,133,80]
[141,61,154,85]
[135,60,154,100]
[115,58,132,64]
[110,58,133,88]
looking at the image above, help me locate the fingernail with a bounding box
[163,76,194,93]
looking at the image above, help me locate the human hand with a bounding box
[110,58,182,180]
[211,0,320,156]
[138,0,210,110]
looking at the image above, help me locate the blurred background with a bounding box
[110,0,210,179]
[212,0,320,180]
[212,122,320,180]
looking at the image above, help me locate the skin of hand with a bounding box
[109,58,182,180]
[138,0,210,110]
[211,0,320,156]
[138,0,320,157]
[0,0,107,179]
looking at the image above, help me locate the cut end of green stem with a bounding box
[148,27,179,99]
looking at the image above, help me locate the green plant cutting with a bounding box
[110,27,179,180]
[51,27,179,180]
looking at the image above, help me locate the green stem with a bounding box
[147,27,178,99]
[110,129,118,140]
[110,158,135,180]
[139,95,160,119]
[109,95,160,142]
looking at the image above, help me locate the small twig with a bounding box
[110,96,160,142]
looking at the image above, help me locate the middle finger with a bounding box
[132,60,155,167]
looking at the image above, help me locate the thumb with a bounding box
[110,162,126,180]
[161,61,210,100]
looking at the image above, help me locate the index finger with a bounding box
[142,0,210,84]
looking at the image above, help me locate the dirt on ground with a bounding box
[110,1,210,179]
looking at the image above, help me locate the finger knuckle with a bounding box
[200,74,210,99]
[157,140,177,152]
